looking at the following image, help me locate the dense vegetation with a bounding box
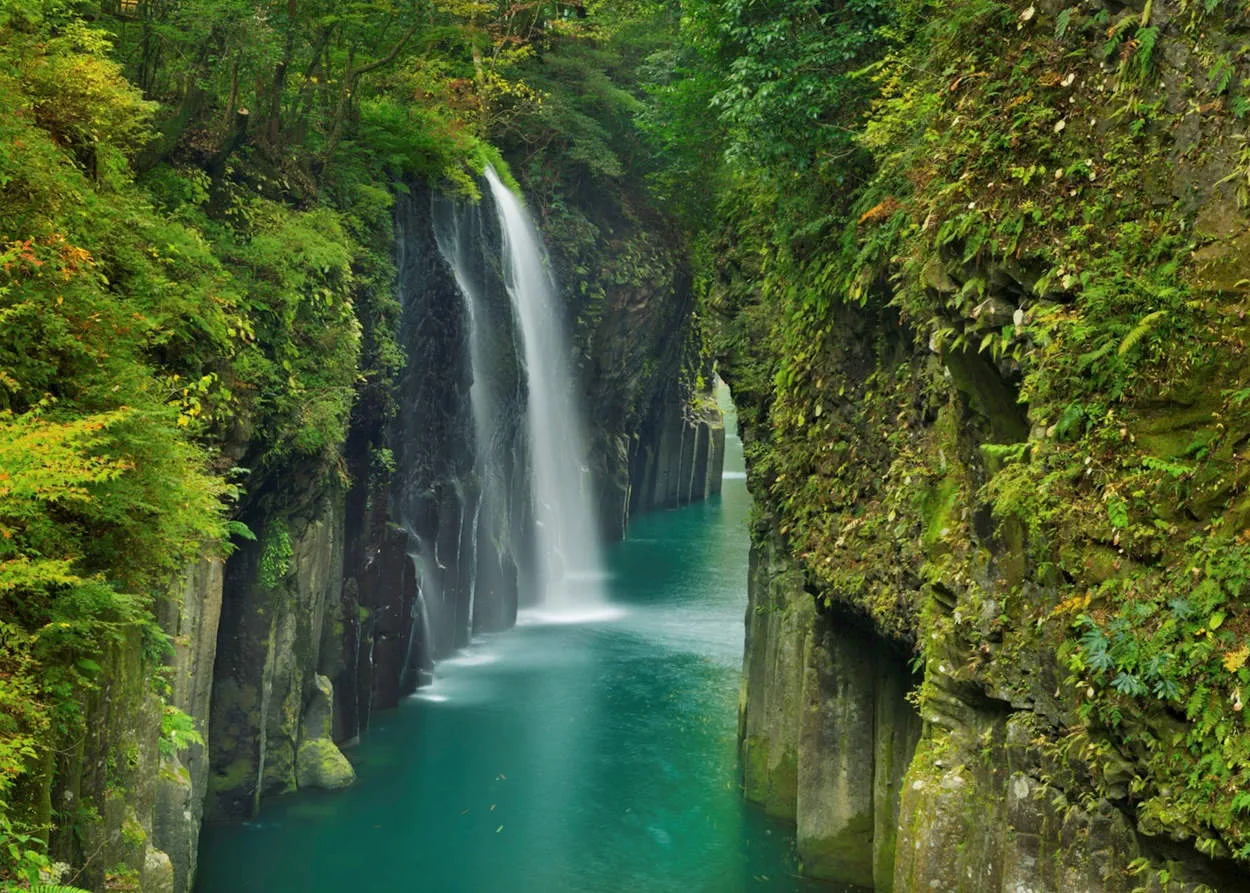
[653,0,1250,878]
[7,0,1250,886]
[0,0,666,884]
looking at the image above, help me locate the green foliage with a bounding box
[491,19,659,193]
[258,520,293,592]
[1063,537,1250,856]
[706,0,894,175]
[0,0,432,871]
[159,705,204,759]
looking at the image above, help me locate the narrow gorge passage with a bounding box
[195,406,847,893]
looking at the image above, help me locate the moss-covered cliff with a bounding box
[691,0,1250,888]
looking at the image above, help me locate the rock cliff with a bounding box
[722,1,1250,888]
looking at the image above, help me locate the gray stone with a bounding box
[153,556,223,893]
[142,847,175,893]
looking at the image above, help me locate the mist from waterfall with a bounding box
[483,167,607,614]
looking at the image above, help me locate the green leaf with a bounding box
[227,520,256,541]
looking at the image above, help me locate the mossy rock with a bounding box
[295,738,355,791]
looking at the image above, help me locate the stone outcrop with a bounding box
[740,532,920,890]
[153,557,225,893]
[206,487,347,820]
[38,554,222,893]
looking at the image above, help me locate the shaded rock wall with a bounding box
[740,531,921,891]
[206,488,348,821]
[392,185,512,653]
[628,382,725,518]
[523,176,723,541]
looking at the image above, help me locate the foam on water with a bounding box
[515,605,627,626]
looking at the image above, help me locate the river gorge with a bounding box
[7,2,1250,891]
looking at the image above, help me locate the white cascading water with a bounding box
[433,202,500,637]
[484,167,608,615]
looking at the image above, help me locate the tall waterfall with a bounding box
[483,168,607,613]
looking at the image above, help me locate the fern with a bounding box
[1210,53,1235,95]
[1117,309,1167,356]
[1133,26,1160,81]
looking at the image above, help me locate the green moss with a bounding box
[918,476,959,556]
[120,816,146,849]
[208,758,256,797]
[295,739,355,791]
[741,735,798,820]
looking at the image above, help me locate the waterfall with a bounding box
[431,169,608,623]
[484,168,607,613]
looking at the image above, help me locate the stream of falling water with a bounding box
[483,167,609,616]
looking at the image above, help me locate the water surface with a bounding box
[197,419,848,892]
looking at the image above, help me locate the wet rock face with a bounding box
[391,187,482,656]
[203,183,529,829]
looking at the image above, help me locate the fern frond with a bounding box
[1118,309,1167,356]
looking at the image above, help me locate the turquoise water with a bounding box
[197,419,848,892]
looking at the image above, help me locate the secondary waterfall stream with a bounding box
[196,397,853,892]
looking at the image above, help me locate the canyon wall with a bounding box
[725,3,1250,887]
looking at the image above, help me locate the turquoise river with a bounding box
[197,415,854,892]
